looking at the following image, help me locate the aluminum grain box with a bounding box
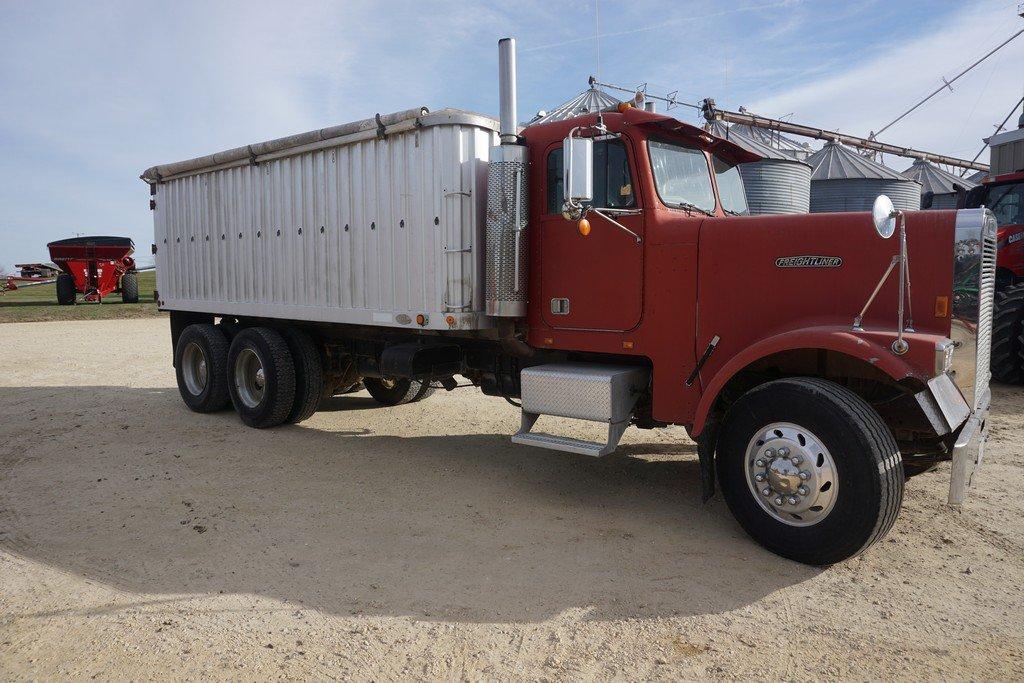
[143,108,500,331]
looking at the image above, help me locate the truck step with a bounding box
[511,431,611,457]
[512,363,649,457]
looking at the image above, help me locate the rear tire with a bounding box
[174,324,231,413]
[227,327,296,428]
[363,377,431,406]
[280,327,324,424]
[991,284,1024,384]
[121,272,139,304]
[716,377,904,565]
[56,273,76,305]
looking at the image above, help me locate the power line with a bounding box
[872,26,1024,139]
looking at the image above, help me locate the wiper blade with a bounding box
[673,202,714,216]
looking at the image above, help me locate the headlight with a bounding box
[936,339,956,376]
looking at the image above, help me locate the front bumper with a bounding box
[948,386,990,506]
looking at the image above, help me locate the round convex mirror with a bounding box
[872,194,896,239]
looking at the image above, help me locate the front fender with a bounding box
[691,326,941,436]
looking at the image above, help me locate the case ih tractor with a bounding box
[46,236,140,305]
[963,119,1024,383]
[142,39,993,565]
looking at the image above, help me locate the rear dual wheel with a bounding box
[174,323,324,427]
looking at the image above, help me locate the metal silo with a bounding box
[709,122,811,214]
[806,141,921,213]
[529,87,621,125]
[902,158,977,210]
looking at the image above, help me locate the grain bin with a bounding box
[529,87,621,125]
[806,141,921,213]
[902,158,976,210]
[708,122,811,214]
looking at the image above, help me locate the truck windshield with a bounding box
[647,139,716,213]
[713,157,749,215]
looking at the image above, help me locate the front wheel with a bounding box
[56,273,76,305]
[716,377,904,565]
[121,272,139,304]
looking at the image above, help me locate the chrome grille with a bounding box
[950,209,998,408]
[974,217,996,409]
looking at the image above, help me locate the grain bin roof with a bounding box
[902,158,977,195]
[806,141,908,181]
[707,122,811,165]
[530,88,621,125]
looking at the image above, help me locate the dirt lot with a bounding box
[1,318,1022,680]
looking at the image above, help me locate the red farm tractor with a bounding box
[46,236,139,305]
[964,171,1024,382]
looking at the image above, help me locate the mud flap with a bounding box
[697,419,718,503]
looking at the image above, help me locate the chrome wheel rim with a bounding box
[181,342,208,396]
[234,347,266,409]
[744,422,838,527]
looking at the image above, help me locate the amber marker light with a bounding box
[617,101,633,113]
[445,315,456,327]
[578,218,591,236]
[935,296,949,318]
[622,340,634,350]
[416,314,427,326]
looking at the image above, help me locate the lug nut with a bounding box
[799,471,810,480]
[774,496,784,506]
[755,472,766,482]
[787,496,798,505]
[791,454,802,465]
[797,486,808,496]
[765,448,776,458]
[778,447,789,456]
[762,487,772,496]
[755,458,766,467]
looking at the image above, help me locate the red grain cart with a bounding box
[46,236,139,305]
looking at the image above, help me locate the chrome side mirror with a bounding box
[562,135,593,220]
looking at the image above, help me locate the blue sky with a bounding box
[1,0,1022,272]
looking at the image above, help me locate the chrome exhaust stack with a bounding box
[486,38,529,318]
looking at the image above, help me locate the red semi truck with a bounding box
[143,39,994,565]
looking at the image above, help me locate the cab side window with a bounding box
[546,139,635,214]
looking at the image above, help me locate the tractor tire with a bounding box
[227,327,296,428]
[280,327,325,424]
[56,273,76,305]
[716,377,904,566]
[174,323,232,413]
[991,284,1024,384]
[363,377,432,406]
[121,272,139,304]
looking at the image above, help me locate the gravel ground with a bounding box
[1,318,1022,681]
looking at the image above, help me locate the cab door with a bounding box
[539,137,644,331]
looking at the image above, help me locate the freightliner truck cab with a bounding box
[148,38,994,565]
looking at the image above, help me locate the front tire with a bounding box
[174,324,231,413]
[716,378,904,565]
[227,327,296,428]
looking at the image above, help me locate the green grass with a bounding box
[0,270,164,323]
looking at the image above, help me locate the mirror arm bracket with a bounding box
[587,207,643,244]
